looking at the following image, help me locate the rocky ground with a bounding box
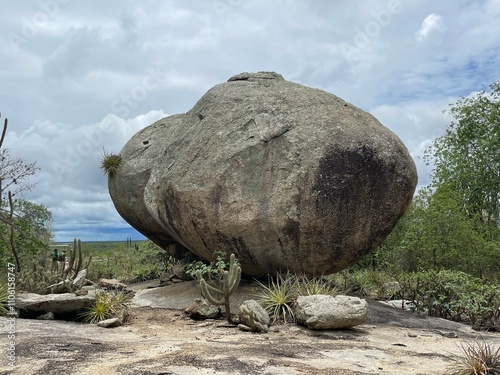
[1,280,499,375]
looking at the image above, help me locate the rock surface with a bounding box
[108,71,417,276]
[16,291,96,315]
[4,280,499,375]
[295,294,368,329]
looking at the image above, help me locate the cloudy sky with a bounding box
[1,0,499,242]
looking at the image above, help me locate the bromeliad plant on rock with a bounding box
[100,150,122,178]
[195,253,241,323]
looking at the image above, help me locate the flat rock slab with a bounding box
[16,291,97,315]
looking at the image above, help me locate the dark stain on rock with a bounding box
[283,219,300,250]
[313,145,386,218]
[215,231,258,269]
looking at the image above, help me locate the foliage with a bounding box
[424,81,500,229]
[394,270,500,330]
[100,151,122,178]
[294,274,342,297]
[253,271,297,323]
[186,250,228,282]
[16,253,60,294]
[79,289,132,323]
[446,339,500,375]
[331,269,395,299]
[0,283,8,316]
[0,113,48,271]
[375,187,500,280]
[84,240,165,284]
[196,253,241,323]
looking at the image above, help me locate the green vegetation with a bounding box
[254,272,341,324]
[254,272,297,323]
[196,253,241,323]
[79,289,132,323]
[81,240,165,284]
[0,284,8,316]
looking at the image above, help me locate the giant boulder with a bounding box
[108,72,417,276]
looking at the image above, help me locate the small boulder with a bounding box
[97,318,122,328]
[160,264,190,286]
[237,300,270,333]
[72,269,88,288]
[295,295,368,330]
[184,298,220,320]
[36,312,54,320]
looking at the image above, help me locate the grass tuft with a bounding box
[446,339,500,375]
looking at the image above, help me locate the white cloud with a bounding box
[416,13,444,42]
[0,0,499,241]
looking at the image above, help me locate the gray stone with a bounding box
[16,291,96,315]
[97,318,122,328]
[184,298,220,320]
[72,269,88,288]
[108,71,417,276]
[36,312,54,320]
[237,299,270,333]
[295,295,368,329]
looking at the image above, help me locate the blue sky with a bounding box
[1,0,499,242]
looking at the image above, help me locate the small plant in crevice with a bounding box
[100,150,122,178]
[445,339,500,375]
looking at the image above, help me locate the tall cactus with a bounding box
[196,253,242,323]
[64,238,92,279]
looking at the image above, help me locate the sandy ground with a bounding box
[1,279,499,375]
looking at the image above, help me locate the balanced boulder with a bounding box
[108,72,417,276]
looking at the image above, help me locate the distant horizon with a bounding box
[51,239,146,244]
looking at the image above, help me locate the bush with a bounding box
[79,289,131,323]
[395,270,500,330]
[253,272,297,323]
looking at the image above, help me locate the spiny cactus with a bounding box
[196,253,241,323]
[64,238,92,279]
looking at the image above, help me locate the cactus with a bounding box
[196,253,241,323]
[64,238,92,279]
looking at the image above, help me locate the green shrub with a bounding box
[79,290,131,323]
[253,272,297,323]
[328,269,396,299]
[186,250,227,283]
[294,274,342,297]
[395,270,500,330]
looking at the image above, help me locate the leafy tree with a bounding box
[0,113,46,270]
[424,81,500,232]
[376,187,499,279]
